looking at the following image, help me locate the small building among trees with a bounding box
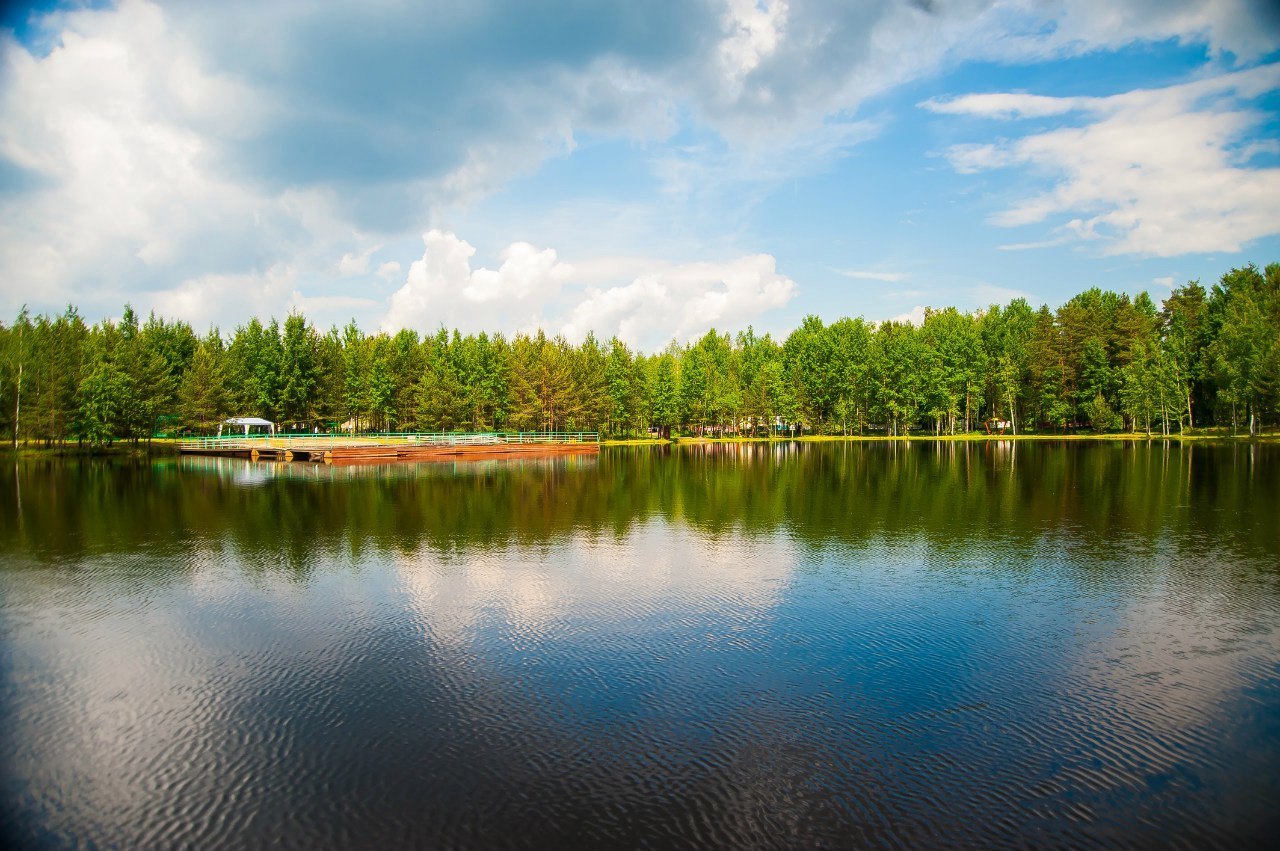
[218,417,276,438]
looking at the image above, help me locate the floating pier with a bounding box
[179,432,599,464]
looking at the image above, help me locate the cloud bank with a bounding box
[0,0,1276,332]
[385,230,796,350]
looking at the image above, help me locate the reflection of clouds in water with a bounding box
[396,520,797,648]
[233,466,275,487]
[391,523,827,841]
[1004,546,1280,830]
[2,592,242,844]
[6,445,1279,848]
[1071,569,1280,737]
[1,560,405,848]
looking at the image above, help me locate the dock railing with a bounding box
[180,432,600,451]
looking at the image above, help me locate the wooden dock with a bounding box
[179,433,600,464]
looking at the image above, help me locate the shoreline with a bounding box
[629,432,1279,446]
[3,431,1275,458]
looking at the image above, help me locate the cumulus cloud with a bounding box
[718,0,789,87]
[560,253,796,347]
[928,64,1280,256]
[0,0,690,321]
[384,230,573,334]
[338,245,382,276]
[0,0,354,320]
[889,305,928,326]
[383,230,795,349]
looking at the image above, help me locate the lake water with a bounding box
[1,442,1278,849]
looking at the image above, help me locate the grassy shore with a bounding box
[0,441,181,458]
[654,430,1279,446]
[598,438,672,447]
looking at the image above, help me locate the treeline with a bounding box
[1,263,1276,444]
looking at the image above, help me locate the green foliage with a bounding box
[648,351,681,430]
[278,312,318,423]
[604,337,639,435]
[179,335,231,430]
[1159,280,1209,428]
[2,261,1276,444]
[1207,264,1280,434]
[75,356,124,445]
[1083,392,1121,433]
[868,321,921,435]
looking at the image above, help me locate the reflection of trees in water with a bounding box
[1,443,1276,576]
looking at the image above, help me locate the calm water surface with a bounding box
[1,442,1278,849]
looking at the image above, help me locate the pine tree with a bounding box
[278,312,318,424]
[179,336,231,432]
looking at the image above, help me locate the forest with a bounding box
[1,262,1276,445]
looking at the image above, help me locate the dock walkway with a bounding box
[179,432,600,463]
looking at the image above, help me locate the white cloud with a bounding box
[695,0,1279,146]
[386,231,795,349]
[889,305,927,326]
[384,230,573,334]
[834,268,909,282]
[930,65,1280,256]
[938,142,1016,175]
[559,253,796,348]
[922,92,1084,120]
[338,245,382,276]
[151,264,297,330]
[289,291,381,317]
[996,234,1073,251]
[0,0,353,320]
[1027,0,1280,62]
[2,0,1278,326]
[0,0,681,322]
[718,0,789,86]
[398,520,793,646]
[0,2,231,292]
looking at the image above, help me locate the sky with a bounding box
[0,0,1278,351]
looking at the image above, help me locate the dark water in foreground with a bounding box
[1,442,1278,850]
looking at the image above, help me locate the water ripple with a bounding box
[2,444,1279,849]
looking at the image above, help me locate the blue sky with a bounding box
[1,0,1278,350]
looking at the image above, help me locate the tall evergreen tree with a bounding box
[179,334,231,432]
[278,312,319,424]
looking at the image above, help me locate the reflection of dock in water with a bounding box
[179,432,599,464]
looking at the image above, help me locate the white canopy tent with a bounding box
[219,417,276,438]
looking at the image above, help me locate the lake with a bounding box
[1,442,1278,849]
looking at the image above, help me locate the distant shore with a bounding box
[623,430,1280,446]
[3,430,1276,457]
